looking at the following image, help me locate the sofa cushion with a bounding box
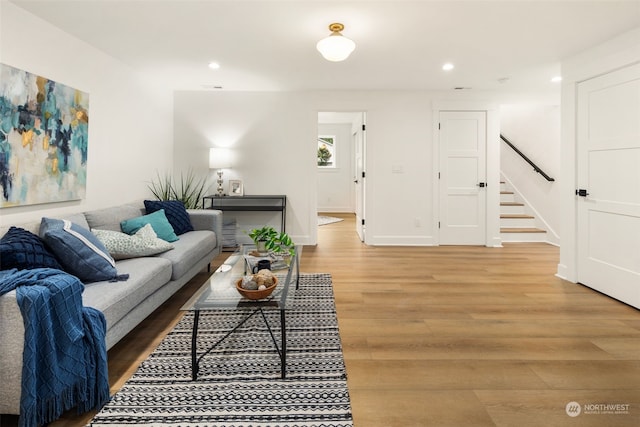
[0,227,63,271]
[64,213,91,230]
[39,217,117,283]
[84,204,144,232]
[82,257,172,329]
[155,230,216,280]
[93,224,174,260]
[120,210,179,243]
[144,200,194,235]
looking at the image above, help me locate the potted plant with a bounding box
[148,169,210,209]
[248,226,295,257]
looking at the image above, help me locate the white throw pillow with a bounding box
[93,223,174,260]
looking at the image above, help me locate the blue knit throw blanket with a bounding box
[0,268,110,427]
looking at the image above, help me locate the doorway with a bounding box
[317,112,366,242]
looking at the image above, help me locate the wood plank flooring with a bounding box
[31,213,640,426]
[312,214,640,426]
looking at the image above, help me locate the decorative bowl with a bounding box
[235,276,278,300]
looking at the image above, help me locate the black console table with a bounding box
[202,195,287,232]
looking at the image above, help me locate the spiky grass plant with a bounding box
[148,170,210,209]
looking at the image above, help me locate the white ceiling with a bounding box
[9,0,640,93]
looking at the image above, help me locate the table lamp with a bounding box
[209,148,232,196]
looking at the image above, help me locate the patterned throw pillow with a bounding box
[93,224,174,260]
[0,226,63,271]
[39,217,117,283]
[144,200,194,235]
[120,209,179,242]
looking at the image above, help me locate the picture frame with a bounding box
[229,179,244,196]
[317,135,336,168]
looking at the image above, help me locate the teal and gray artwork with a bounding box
[0,63,89,207]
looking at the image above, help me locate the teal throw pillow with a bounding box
[120,209,179,242]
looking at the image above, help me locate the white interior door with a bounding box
[439,111,487,245]
[354,123,365,241]
[576,62,640,309]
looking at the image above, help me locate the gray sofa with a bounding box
[0,201,222,416]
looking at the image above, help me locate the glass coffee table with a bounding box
[181,245,299,380]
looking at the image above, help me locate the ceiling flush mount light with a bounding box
[316,23,356,62]
[442,63,454,71]
[208,62,220,70]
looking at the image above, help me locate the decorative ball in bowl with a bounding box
[236,272,278,300]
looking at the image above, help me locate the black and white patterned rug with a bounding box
[89,273,353,426]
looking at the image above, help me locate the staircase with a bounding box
[500,181,547,242]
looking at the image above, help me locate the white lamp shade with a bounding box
[316,33,356,62]
[209,147,232,169]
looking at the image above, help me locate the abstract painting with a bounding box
[0,63,89,207]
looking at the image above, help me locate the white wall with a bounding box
[174,89,509,247]
[0,2,174,226]
[500,103,561,243]
[174,91,316,244]
[317,123,354,212]
[558,27,640,282]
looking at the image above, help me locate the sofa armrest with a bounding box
[0,290,25,414]
[188,209,223,243]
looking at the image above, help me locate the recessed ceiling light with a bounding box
[551,76,562,83]
[442,63,454,71]
[208,62,221,70]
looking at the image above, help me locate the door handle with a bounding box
[354,180,359,184]
[477,182,486,188]
[576,189,589,197]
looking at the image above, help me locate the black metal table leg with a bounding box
[191,310,200,380]
[280,307,287,379]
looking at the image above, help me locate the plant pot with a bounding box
[256,240,267,253]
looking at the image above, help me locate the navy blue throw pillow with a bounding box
[0,226,63,271]
[39,217,117,283]
[144,200,194,235]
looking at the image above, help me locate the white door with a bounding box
[354,117,365,241]
[576,62,640,309]
[439,111,487,245]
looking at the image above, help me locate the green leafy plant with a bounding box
[247,226,295,257]
[148,170,210,209]
[317,144,332,166]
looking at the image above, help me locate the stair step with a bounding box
[500,193,516,203]
[501,231,547,242]
[501,227,546,233]
[500,178,548,242]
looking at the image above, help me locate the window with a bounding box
[317,135,336,168]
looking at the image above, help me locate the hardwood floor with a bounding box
[42,214,640,426]
[312,214,640,426]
